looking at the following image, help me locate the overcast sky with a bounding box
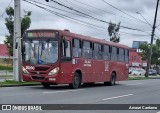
[0,0,160,47]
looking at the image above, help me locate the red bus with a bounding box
[22,29,129,89]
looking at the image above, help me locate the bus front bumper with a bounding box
[22,74,59,83]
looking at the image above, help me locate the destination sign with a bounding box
[27,32,56,38]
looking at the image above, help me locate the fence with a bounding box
[0,58,13,82]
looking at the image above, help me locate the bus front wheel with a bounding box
[41,82,50,88]
[69,72,81,89]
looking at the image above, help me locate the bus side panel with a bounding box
[83,59,93,82]
[71,58,88,82]
[59,62,73,83]
[109,61,128,81]
[92,60,105,82]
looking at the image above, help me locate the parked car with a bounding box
[156,69,160,75]
[129,67,134,74]
[149,69,157,75]
[131,68,146,76]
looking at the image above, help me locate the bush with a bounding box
[0,65,13,70]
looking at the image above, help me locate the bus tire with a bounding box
[109,72,116,86]
[104,72,116,86]
[41,82,50,88]
[69,72,81,89]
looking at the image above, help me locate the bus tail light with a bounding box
[48,67,59,75]
[22,66,29,74]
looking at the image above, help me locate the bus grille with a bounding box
[32,76,45,80]
[34,67,50,71]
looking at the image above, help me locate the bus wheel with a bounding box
[109,73,116,86]
[41,82,50,88]
[69,72,81,89]
[104,73,116,86]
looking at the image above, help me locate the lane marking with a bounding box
[157,111,160,113]
[126,83,143,86]
[43,89,85,94]
[102,94,133,101]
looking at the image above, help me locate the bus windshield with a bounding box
[23,40,58,64]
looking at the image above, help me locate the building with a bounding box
[129,48,147,67]
[0,44,11,58]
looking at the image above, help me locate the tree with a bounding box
[4,6,31,56]
[152,39,160,67]
[138,43,149,61]
[108,21,121,43]
[139,39,160,67]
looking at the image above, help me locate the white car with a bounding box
[131,69,146,76]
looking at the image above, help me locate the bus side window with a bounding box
[66,41,71,57]
[72,39,82,58]
[118,48,125,62]
[61,39,71,61]
[111,46,118,61]
[82,41,92,59]
[103,45,110,60]
[125,49,129,63]
[93,43,102,59]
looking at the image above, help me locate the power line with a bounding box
[24,0,152,37]
[23,0,107,29]
[72,0,148,25]
[58,0,107,17]
[120,34,150,37]
[102,0,160,37]
[120,31,151,37]
[29,0,89,18]
[101,0,149,25]
[0,0,13,18]
[49,0,149,33]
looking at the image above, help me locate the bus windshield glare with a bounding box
[23,40,58,64]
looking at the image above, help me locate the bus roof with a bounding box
[26,29,130,49]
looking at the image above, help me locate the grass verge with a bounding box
[0,80,40,87]
[0,65,13,70]
[0,75,13,78]
[128,76,147,80]
[128,75,160,80]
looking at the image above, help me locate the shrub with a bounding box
[0,65,13,70]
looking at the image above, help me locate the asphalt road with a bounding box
[0,79,160,113]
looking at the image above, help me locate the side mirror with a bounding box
[64,40,68,48]
[61,38,68,48]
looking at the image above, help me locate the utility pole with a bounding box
[13,0,21,82]
[146,0,159,77]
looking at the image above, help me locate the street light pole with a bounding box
[136,12,152,27]
[13,0,21,81]
[146,0,159,77]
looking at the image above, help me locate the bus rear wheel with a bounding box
[69,72,81,89]
[104,72,116,86]
[41,82,50,88]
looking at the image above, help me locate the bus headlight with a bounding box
[22,66,29,75]
[48,67,59,75]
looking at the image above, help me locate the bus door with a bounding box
[82,41,93,82]
[60,37,72,83]
[92,43,104,81]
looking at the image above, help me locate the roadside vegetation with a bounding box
[0,64,13,70]
[0,58,13,70]
[128,76,147,80]
[0,80,39,86]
